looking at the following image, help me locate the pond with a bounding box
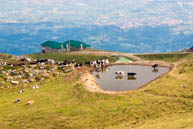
[93,65,170,91]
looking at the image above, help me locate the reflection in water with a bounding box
[96,72,101,79]
[127,77,136,80]
[152,69,159,72]
[115,76,124,80]
[96,67,110,72]
[93,65,169,91]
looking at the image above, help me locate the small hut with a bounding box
[41,40,91,53]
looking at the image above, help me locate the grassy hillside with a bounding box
[136,53,190,62]
[1,52,193,128]
[28,53,119,63]
[0,53,13,60]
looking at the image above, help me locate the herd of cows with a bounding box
[0,57,110,68]
[0,56,111,87]
[0,56,111,105]
[0,55,161,104]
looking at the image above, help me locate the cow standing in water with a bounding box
[152,64,158,72]
[115,71,124,77]
[115,71,125,80]
[127,72,136,77]
[127,72,137,80]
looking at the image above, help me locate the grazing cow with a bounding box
[3,62,7,66]
[85,59,109,67]
[33,85,39,90]
[7,63,13,66]
[85,61,91,65]
[19,89,24,93]
[48,59,55,65]
[27,100,34,105]
[104,59,109,66]
[56,61,64,65]
[152,64,158,70]
[74,63,83,68]
[30,61,37,65]
[71,59,76,64]
[90,61,97,67]
[36,59,48,63]
[25,57,32,62]
[115,71,125,77]
[127,72,137,77]
[15,99,21,103]
[20,58,26,62]
[19,86,24,93]
[60,60,72,66]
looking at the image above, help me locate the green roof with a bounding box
[41,41,65,50]
[41,40,90,49]
[64,40,91,48]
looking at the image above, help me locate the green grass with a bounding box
[1,72,193,129]
[136,53,191,62]
[1,53,193,128]
[28,53,119,63]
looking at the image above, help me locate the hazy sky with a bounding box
[0,0,193,54]
[0,0,192,27]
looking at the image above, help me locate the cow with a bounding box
[19,86,24,93]
[15,99,21,103]
[74,63,83,68]
[3,62,7,66]
[90,61,97,67]
[20,58,26,62]
[56,61,64,65]
[85,61,91,65]
[152,64,158,70]
[27,100,34,105]
[33,85,39,90]
[104,59,109,66]
[19,89,24,93]
[48,59,55,65]
[127,72,136,77]
[36,59,48,63]
[127,72,137,80]
[71,59,76,64]
[115,71,125,77]
[30,61,37,65]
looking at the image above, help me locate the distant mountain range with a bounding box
[0,22,193,55]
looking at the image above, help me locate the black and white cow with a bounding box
[127,72,136,77]
[74,63,83,68]
[115,71,125,77]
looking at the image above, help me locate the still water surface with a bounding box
[93,65,169,91]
